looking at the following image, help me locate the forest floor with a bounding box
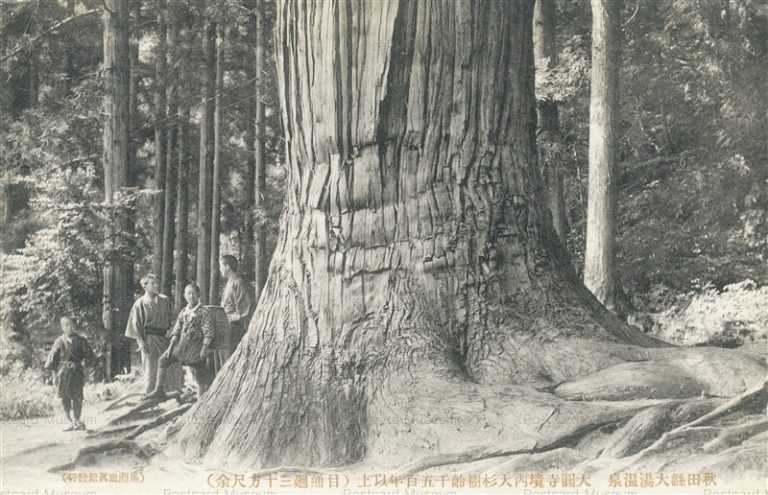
[1,286,766,494]
[1,354,765,495]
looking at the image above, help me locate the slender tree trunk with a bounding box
[584,0,621,310]
[242,25,256,286]
[152,0,168,279]
[121,0,142,375]
[241,0,267,302]
[253,0,267,303]
[196,19,216,304]
[208,24,225,304]
[173,0,659,469]
[173,23,191,314]
[128,1,141,188]
[27,49,38,107]
[174,108,190,314]
[162,20,179,296]
[101,0,132,380]
[533,0,568,242]
[64,0,76,86]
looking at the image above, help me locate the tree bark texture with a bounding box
[196,20,216,304]
[533,0,568,242]
[208,24,225,304]
[152,0,168,279]
[584,0,621,309]
[101,0,132,379]
[172,0,659,469]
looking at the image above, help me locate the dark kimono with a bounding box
[44,334,95,400]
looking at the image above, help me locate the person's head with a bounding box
[184,284,201,307]
[60,315,75,336]
[140,274,159,295]
[219,255,238,278]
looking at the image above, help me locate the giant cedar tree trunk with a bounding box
[583,0,621,309]
[101,0,132,380]
[173,0,660,469]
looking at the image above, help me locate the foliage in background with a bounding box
[0,365,133,421]
[538,0,767,309]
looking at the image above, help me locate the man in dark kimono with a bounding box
[145,284,216,400]
[219,255,252,353]
[125,274,183,397]
[45,315,96,431]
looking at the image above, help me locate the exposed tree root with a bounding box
[396,417,622,477]
[669,379,767,431]
[102,392,143,412]
[106,391,182,426]
[702,419,768,453]
[601,398,723,458]
[87,424,139,439]
[623,379,767,464]
[125,403,193,440]
[47,440,153,473]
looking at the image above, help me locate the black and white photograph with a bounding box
[0,0,766,494]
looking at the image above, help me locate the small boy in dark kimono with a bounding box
[44,315,96,431]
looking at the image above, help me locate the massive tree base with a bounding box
[163,257,766,473]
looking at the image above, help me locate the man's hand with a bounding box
[137,340,147,354]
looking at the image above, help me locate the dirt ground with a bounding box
[1,347,765,495]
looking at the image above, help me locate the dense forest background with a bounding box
[1,0,766,376]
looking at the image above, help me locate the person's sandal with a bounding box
[74,421,86,431]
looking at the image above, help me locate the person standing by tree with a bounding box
[44,315,96,431]
[124,274,182,397]
[145,284,216,400]
[219,255,251,353]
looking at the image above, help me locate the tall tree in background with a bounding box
[172,0,662,468]
[252,0,267,302]
[152,0,168,279]
[584,0,621,310]
[63,0,76,87]
[196,18,216,304]
[208,23,225,303]
[161,14,179,296]
[240,0,267,300]
[173,9,191,314]
[174,106,190,313]
[101,0,132,379]
[533,0,568,242]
